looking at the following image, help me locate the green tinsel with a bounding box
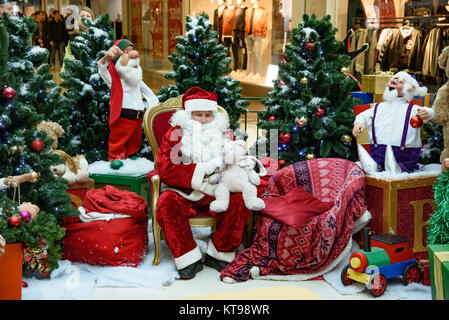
[427,170,449,244]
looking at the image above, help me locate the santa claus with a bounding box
[156,87,254,279]
[98,39,159,165]
[353,71,434,174]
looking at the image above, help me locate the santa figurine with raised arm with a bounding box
[155,86,256,280]
[352,71,433,174]
[98,39,159,168]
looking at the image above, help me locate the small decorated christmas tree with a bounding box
[258,14,358,165]
[60,14,116,162]
[420,122,444,165]
[157,13,248,130]
[0,14,75,276]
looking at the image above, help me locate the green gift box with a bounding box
[90,173,151,217]
[428,244,449,300]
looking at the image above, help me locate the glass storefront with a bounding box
[337,0,449,91]
[135,0,292,85]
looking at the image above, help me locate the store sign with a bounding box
[150,0,164,59]
[167,0,183,55]
[131,0,143,51]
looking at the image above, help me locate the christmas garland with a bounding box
[427,170,449,244]
[0,196,66,276]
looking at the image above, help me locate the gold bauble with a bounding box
[340,67,349,75]
[306,153,315,160]
[300,77,309,85]
[295,116,308,127]
[341,134,352,144]
[9,145,24,155]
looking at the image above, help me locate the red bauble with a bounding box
[410,115,423,128]
[306,42,313,52]
[279,133,291,144]
[283,51,290,63]
[268,115,276,121]
[8,216,21,227]
[278,160,286,169]
[2,86,15,99]
[315,107,325,116]
[30,139,45,152]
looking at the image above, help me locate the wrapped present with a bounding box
[351,91,374,105]
[353,103,374,156]
[362,72,394,94]
[66,179,95,208]
[428,244,449,300]
[365,174,438,260]
[0,243,22,300]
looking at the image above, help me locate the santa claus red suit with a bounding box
[156,87,252,279]
[98,39,159,161]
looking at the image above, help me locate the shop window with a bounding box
[339,0,449,91]
[136,0,292,86]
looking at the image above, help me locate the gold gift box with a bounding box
[362,73,394,94]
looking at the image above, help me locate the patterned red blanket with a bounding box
[220,158,370,282]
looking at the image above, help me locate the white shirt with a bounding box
[355,98,434,148]
[97,60,159,111]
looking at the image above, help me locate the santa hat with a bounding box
[182,87,218,113]
[112,39,135,64]
[393,71,428,97]
[107,39,135,125]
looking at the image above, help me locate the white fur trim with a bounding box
[249,210,372,281]
[184,99,218,112]
[0,234,5,247]
[175,246,202,270]
[191,162,208,190]
[78,207,132,223]
[206,239,235,263]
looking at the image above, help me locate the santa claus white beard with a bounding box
[170,110,228,164]
[383,86,399,102]
[115,57,143,87]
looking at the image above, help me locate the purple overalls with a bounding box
[369,103,421,173]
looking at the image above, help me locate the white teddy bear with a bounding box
[210,140,267,213]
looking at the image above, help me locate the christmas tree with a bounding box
[427,170,449,244]
[420,121,444,165]
[0,14,76,276]
[157,13,248,130]
[258,14,358,165]
[59,14,116,162]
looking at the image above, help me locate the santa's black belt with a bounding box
[120,108,144,120]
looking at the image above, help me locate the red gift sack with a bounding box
[62,185,149,267]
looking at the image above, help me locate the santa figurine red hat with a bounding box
[182,87,218,113]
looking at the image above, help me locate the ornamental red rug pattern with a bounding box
[220,158,368,282]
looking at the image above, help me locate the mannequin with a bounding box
[231,0,248,78]
[222,0,236,60]
[244,0,267,81]
[213,0,226,44]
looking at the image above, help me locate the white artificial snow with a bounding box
[91,27,109,39]
[302,27,318,41]
[356,162,442,179]
[88,157,155,176]
[22,222,211,300]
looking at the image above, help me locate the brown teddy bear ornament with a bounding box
[430,46,449,171]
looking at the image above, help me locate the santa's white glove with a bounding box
[239,156,256,170]
[204,157,224,175]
